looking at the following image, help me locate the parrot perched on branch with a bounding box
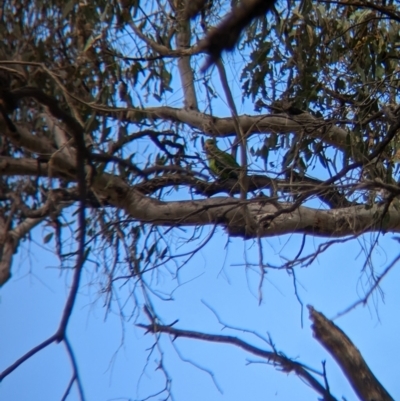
[203,138,240,179]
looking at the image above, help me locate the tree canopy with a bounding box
[1,0,400,400]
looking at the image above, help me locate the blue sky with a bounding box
[2,223,400,400]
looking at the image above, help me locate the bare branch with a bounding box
[96,106,349,150]
[137,319,338,401]
[91,172,400,238]
[127,17,201,58]
[64,337,86,401]
[309,306,394,401]
[0,202,70,285]
[175,2,198,110]
[334,251,400,318]
[0,334,58,380]
[0,157,54,178]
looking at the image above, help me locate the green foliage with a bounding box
[238,1,400,184]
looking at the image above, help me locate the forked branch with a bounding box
[137,317,338,401]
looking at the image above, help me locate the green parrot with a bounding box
[203,138,240,179]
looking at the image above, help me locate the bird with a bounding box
[203,138,240,180]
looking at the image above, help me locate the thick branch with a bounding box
[309,306,394,401]
[4,76,349,150]
[2,158,399,240]
[91,172,400,238]
[0,158,352,208]
[3,164,397,238]
[3,116,396,239]
[0,114,76,179]
[1,123,395,239]
[103,106,349,149]
[175,3,198,110]
[0,157,53,177]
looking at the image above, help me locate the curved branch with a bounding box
[91,172,400,238]
[3,113,397,240]
[137,320,338,401]
[100,106,349,149]
[0,334,58,380]
[2,159,399,240]
[0,63,348,149]
[127,19,202,58]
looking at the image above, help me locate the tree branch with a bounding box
[309,306,394,401]
[0,202,68,285]
[90,172,400,238]
[2,159,399,241]
[0,334,58,380]
[137,319,338,401]
[175,2,198,110]
[0,64,349,150]
[216,59,248,199]
[98,106,349,150]
[127,18,201,58]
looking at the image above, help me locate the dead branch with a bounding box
[309,306,394,401]
[137,318,338,401]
